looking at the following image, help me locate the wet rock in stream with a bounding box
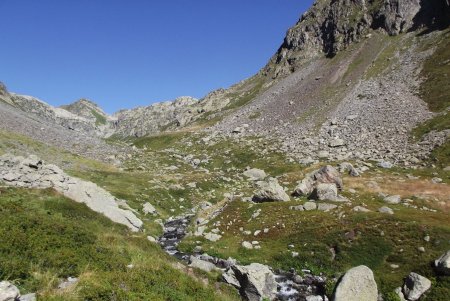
[158,216,328,301]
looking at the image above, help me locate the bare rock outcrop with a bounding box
[264,0,437,78]
[0,154,142,232]
[294,165,345,201]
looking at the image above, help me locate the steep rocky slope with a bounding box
[263,0,450,78]
[0,95,124,163]
[211,0,450,166]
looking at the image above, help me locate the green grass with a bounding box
[412,111,450,140]
[223,76,265,111]
[0,187,239,301]
[365,35,403,79]
[180,188,450,299]
[91,109,107,126]
[410,111,449,167]
[430,139,450,167]
[419,29,450,112]
[131,131,188,151]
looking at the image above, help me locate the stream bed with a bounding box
[158,216,328,301]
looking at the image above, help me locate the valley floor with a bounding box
[1,129,448,300]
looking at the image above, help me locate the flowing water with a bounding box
[158,216,327,301]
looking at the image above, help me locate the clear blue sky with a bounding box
[0,0,313,113]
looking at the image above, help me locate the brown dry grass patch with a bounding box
[346,175,450,210]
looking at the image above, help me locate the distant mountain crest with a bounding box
[61,98,112,126]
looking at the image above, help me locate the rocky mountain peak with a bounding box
[60,98,111,125]
[264,0,450,78]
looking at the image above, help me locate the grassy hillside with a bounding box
[411,29,450,166]
[0,187,239,301]
[419,29,450,112]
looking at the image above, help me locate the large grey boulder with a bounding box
[0,281,20,301]
[434,250,450,275]
[253,178,290,202]
[314,165,343,190]
[231,263,277,301]
[294,165,344,201]
[333,265,377,301]
[0,154,142,232]
[402,272,431,301]
[316,183,338,201]
[223,268,241,289]
[293,177,315,196]
[189,256,217,273]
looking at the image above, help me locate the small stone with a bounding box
[378,206,394,214]
[352,206,371,212]
[20,293,37,301]
[418,247,425,253]
[383,195,401,204]
[147,235,157,243]
[204,233,222,242]
[378,161,393,169]
[431,177,442,184]
[329,138,346,147]
[242,241,253,249]
[303,201,317,211]
[317,203,337,212]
